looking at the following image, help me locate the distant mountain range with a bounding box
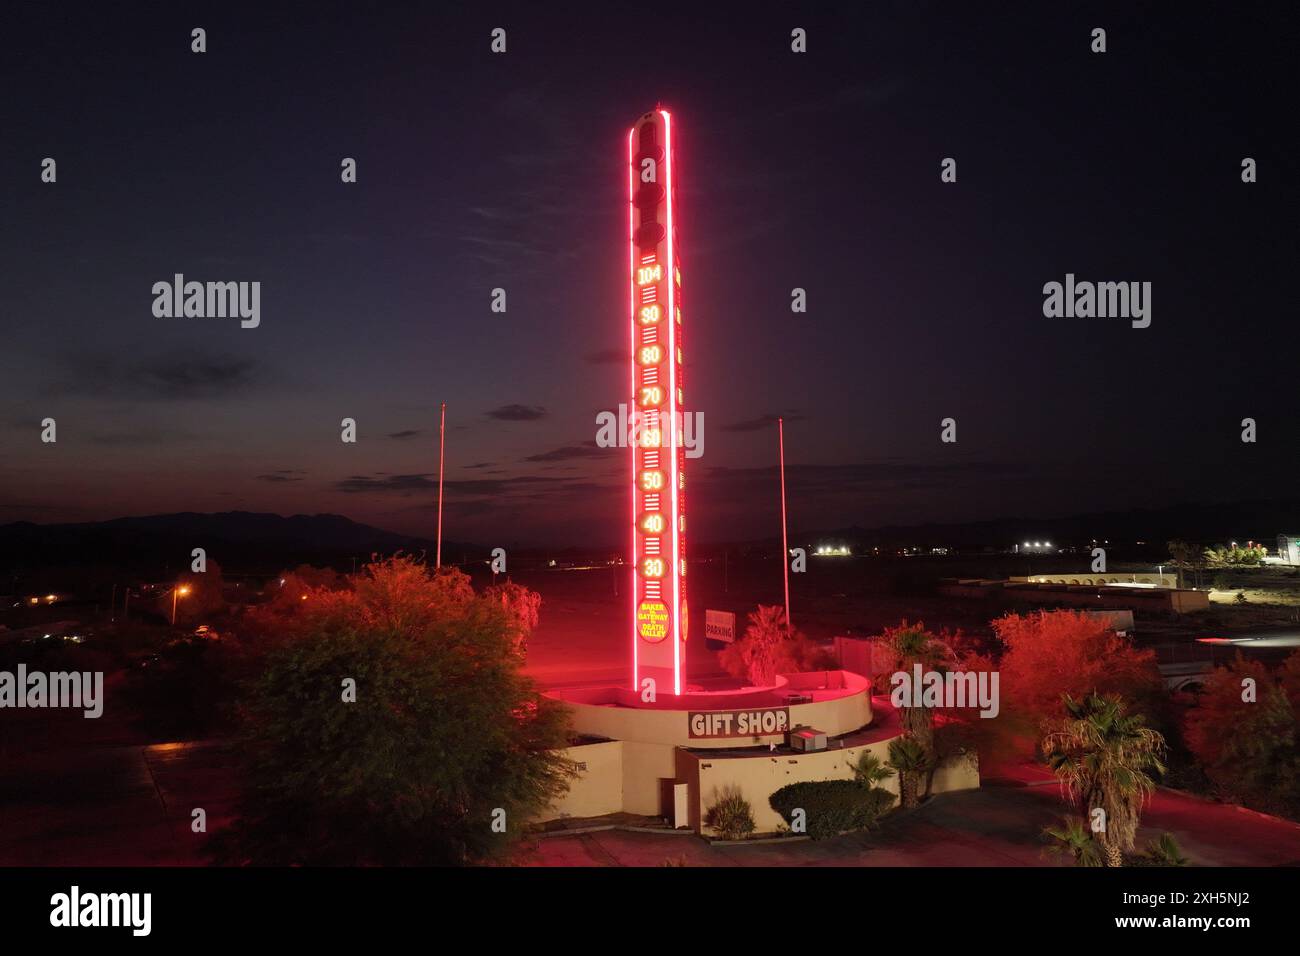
[2,498,1296,577]
[805,498,1300,551]
[0,512,464,575]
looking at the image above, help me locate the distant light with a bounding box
[1044,542,1051,548]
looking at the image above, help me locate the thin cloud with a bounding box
[523,442,605,463]
[53,351,261,401]
[256,470,306,483]
[487,404,547,422]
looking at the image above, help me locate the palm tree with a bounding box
[721,605,789,686]
[1142,832,1189,867]
[848,751,895,789]
[876,624,954,769]
[1042,815,1105,867]
[1042,693,1167,867]
[1166,540,1197,589]
[887,736,931,809]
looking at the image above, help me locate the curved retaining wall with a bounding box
[547,670,873,750]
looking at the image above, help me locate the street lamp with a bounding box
[171,584,191,626]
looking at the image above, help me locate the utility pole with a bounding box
[779,416,791,636]
[436,401,446,569]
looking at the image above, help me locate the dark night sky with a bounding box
[2,2,1297,547]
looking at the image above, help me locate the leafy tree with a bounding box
[1204,543,1267,567]
[163,558,226,625]
[120,636,240,739]
[1279,651,1300,712]
[1183,655,1300,817]
[212,555,574,865]
[483,580,542,658]
[1042,693,1167,867]
[268,564,346,612]
[996,610,1164,754]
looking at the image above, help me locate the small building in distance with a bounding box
[938,577,1209,614]
[1277,534,1300,565]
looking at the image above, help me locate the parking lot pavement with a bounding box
[521,783,1300,867]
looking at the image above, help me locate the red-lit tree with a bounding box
[995,610,1164,756]
[719,605,793,686]
[213,555,574,865]
[484,579,543,658]
[1183,654,1300,818]
[718,605,833,686]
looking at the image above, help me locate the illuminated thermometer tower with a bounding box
[629,108,687,696]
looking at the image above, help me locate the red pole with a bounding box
[779,416,791,635]
[436,401,446,569]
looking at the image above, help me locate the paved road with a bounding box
[516,783,1300,867]
[0,741,235,866]
[6,733,1299,867]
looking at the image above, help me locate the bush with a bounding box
[704,786,756,840]
[769,779,895,840]
[120,637,239,740]
[1184,656,1300,818]
[1129,832,1189,867]
[212,555,574,865]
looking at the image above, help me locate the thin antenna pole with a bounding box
[436,401,446,568]
[779,416,791,635]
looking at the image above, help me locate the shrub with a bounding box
[769,779,895,840]
[847,751,894,789]
[704,785,756,840]
[1184,656,1300,818]
[719,606,790,686]
[1041,815,1104,867]
[212,555,574,865]
[1131,832,1189,867]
